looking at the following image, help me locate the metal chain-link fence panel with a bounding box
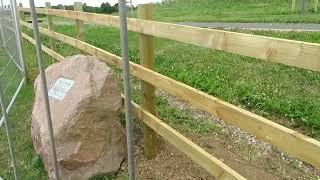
[0,0,25,178]
[0,0,25,127]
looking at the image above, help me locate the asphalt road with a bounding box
[40,18,320,32]
[176,22,320,32]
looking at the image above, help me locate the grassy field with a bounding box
[0,43,50,179]
[150,0,320,23]
[1,20,320,178]
[45,24,320,139]
[0,44,24,116]
[0,28,216,179]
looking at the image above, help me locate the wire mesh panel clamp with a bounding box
[0,84,20,180]
[29,0,60,179]
[118,0,136,179]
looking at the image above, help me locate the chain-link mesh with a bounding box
[0,0,25,127]
[0,0,25,179]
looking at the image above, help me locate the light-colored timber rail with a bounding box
[21,32,245,180]
[21,33,64,61]
[19,7,320,72]
[21,21,320,171]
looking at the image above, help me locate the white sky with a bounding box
[4,0,161,7]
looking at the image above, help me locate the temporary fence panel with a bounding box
[0,0,25,179]
[0,0,25,127]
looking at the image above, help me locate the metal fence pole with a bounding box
[118,0,136,179]
[0,0,6,47]
[10,0,26,79]
[29,0,60,179]
[0,85,19,180]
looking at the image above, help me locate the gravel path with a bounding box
[156,90,320,179]
[176,22,320,32]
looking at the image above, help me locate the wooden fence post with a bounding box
[18,3,25,37]
[291,0,296,12]
[314,0,319,12]
[74,2,85,53]
[302,0,307,13]
[45,2,56,57]
[18,3,25,21]
[138,4,157,159]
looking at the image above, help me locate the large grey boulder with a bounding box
[32,55,126,179]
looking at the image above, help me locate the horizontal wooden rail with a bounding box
[20,21,320,170]
[19,8,320,72]
[22,34,245,179]
[131,99,245,179]
[21,33,64,62]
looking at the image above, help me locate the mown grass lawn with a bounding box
[0,45,25,108]
[0,43,49,179]
[0,26,215,179]
[1,21,320,178]
[47,24,320,139]
[24,22,320,139]
[151,0,320,23]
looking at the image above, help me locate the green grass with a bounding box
[150,0,320,23]
[1,20,320,178]
[49,24,320,138]
[0,42,24,116]
[0,25,218,179]
[0,42,49,179]
[29,23,320,137]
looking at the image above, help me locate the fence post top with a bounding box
[74,2,83,11]
[138,3,155,7]
[138,3,154,20]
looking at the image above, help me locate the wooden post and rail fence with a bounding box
[74,2,85,54]
[18,3,320,179]
[138,4,158,159]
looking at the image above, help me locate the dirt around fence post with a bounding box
[138,3,158,159]
[74,2,85,54]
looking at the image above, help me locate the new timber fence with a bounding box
[18,3,320,179]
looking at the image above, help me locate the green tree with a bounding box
[100,2,114,14]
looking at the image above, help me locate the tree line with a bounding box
[52,2,133,14]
